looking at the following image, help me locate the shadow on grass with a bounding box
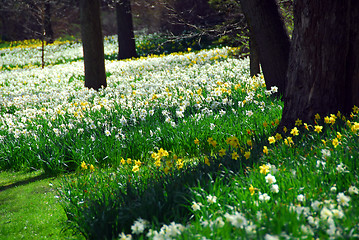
[0,173,51,192]
[61,132,270,240]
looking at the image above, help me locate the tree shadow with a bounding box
[0,173,51,192]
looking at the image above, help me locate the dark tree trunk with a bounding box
[44,2,54,44]
[80,0,107,90]
[249,35,260,77]
[281,1,359,127]
[116,0,137,60]
[239,0,290,96]
[0,14,9,41]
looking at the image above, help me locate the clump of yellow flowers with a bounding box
[151,148,184,174]
[81,161,95,172]
[120,157,142,173]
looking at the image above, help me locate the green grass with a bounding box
[0,171,82,240]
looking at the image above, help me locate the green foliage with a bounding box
[278,0,294,36]
[182,113,359,239]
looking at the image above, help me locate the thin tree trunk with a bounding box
[116,0,137,60]
[239,0,290,97]
[281,1,359,127]
[41,38,45,68]
[80,0,107,90]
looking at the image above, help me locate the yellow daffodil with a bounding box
[295,119,302,126]
[89,164,95,172]
[247,139,253,147]
[132,165,139,172]
[268,136,276,144]
[275,133,282,140]
[263,146,269,155]
[314,125,323,133]
[158,148,169,157]
[204,156,210,166]
[219,148,226,157]
[154,160,161,167]
[353,105,359,114]
[259,164,270,175]
[351,122,359,133]
[232,151,239,160]
[151,94,158,100]
[332,138,340,148]
[315,113,321,120]
[336,132,342,140]
[283,126,288,133]
[210,139,217,147]
[324,116,330,124]
[151,152,159,160]
[81,161,88,170]
[226,136,240,148]
[329,115,336,124]
[127,158,132,164]
[290,127,299,136]
[284,137,294,146]
[249,185,256,195]
[177,159,184,169]
[244,151,251,160]
[207,137,217,147]
[194,138,200,145]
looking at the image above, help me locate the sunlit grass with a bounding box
[0,170,82,239]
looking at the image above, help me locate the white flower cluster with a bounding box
[0,36,120,68]
[1,47,271,142]
[146,222,185,240]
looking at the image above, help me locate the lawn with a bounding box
[0,35,358,240]
[0,170,82,239]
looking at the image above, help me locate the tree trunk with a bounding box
[249,35,260,77]
[0,14,9,41]
[116,0,137,60]
[239,0,290,96]
[281,1,359,127]
[44,2,54,44]
[80,0,107,90]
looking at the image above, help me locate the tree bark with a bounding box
[249,35,260,77]
[239,0,290,97]
[80,0,107,90]
[44,2,54,44]
[116,0,137,60]
[281,1,359,127]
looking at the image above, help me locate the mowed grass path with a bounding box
[0,171,82,239]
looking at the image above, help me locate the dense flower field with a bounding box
[1,37,358,240]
